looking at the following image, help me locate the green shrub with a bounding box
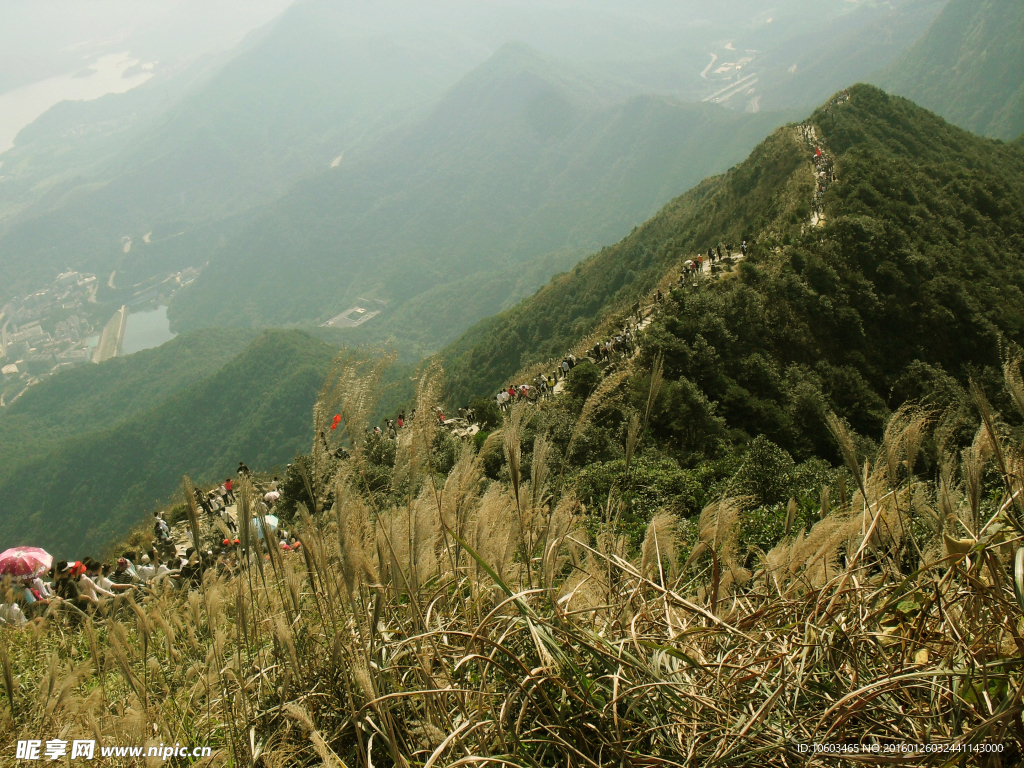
[565,360,602,399]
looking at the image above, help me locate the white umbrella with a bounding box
[254,515,280,540]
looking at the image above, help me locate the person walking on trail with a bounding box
[221,502,237,532]
[561,359,570,377]
[237,461,250,477]
[154,512,171,543]
[224,477,235,503]
[741,240,747,257]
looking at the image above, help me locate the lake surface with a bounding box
[122,306,176,355]
[0,52,153,154]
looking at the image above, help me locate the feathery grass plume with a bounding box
[469,484,519,593]
[554,367,631,502]
[334,481,376,606]
[181,475,204,570]
[236,473,254,559]
[150,609,178,662]
[962,423,992,536]
[542,491,579,590]
[473,428,504,466]
[283,703,349,768]
[819,486,831,519]
[557,543,605,616]
[412,357,444,472]
[640,511,679,584]
[785,510,863,591]
[643,353,664,429]
[624,411,641,480]
[684,496,751,610]
[440,443,484,544]
[1005,357,1024,419]
[311,349,395,521]
[826,412,867,501]
[972,379,1024,535]
[502,401,530,513]
[377,488,440,598]
[83,619,102,684]
[903,409,929,480]
[531,434,552,513]
[318,348,396,452]
[881,404,911,488]
[0,634,14,715]
[41,660,93,726]
[273,616,301,681]
[784,497,798,536]
[108,622,147,708]
[389,367,432,487]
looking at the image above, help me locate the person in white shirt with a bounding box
[31,575,54,598]
[135,554,156,582]
[80,559,116,600]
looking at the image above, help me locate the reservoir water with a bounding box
[0,52,153,154]
[122,306,176,355]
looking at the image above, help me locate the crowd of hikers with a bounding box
[1,97,844,629]
[677,240,747,283]
[0,468,308,627]
[800,89,847,220]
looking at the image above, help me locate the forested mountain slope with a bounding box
[0,330,335,556]
[0,327,257,468]
[873,0,1024,140]
[443,84,1024,459]
[168,43,792,345]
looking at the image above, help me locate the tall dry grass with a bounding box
[1,353,1023,766]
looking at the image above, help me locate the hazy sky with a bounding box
[0,0,297,152]
[0,0,297,92]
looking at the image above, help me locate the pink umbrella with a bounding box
[0,546,53,578]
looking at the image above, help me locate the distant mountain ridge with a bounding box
[0,0,484,303]
[169,43,795,350]
[874,0,1024,140]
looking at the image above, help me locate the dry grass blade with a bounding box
[6,326,1024,768]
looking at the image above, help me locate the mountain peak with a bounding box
[448,41,616,113]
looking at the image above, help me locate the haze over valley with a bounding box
[0,0,960,359]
